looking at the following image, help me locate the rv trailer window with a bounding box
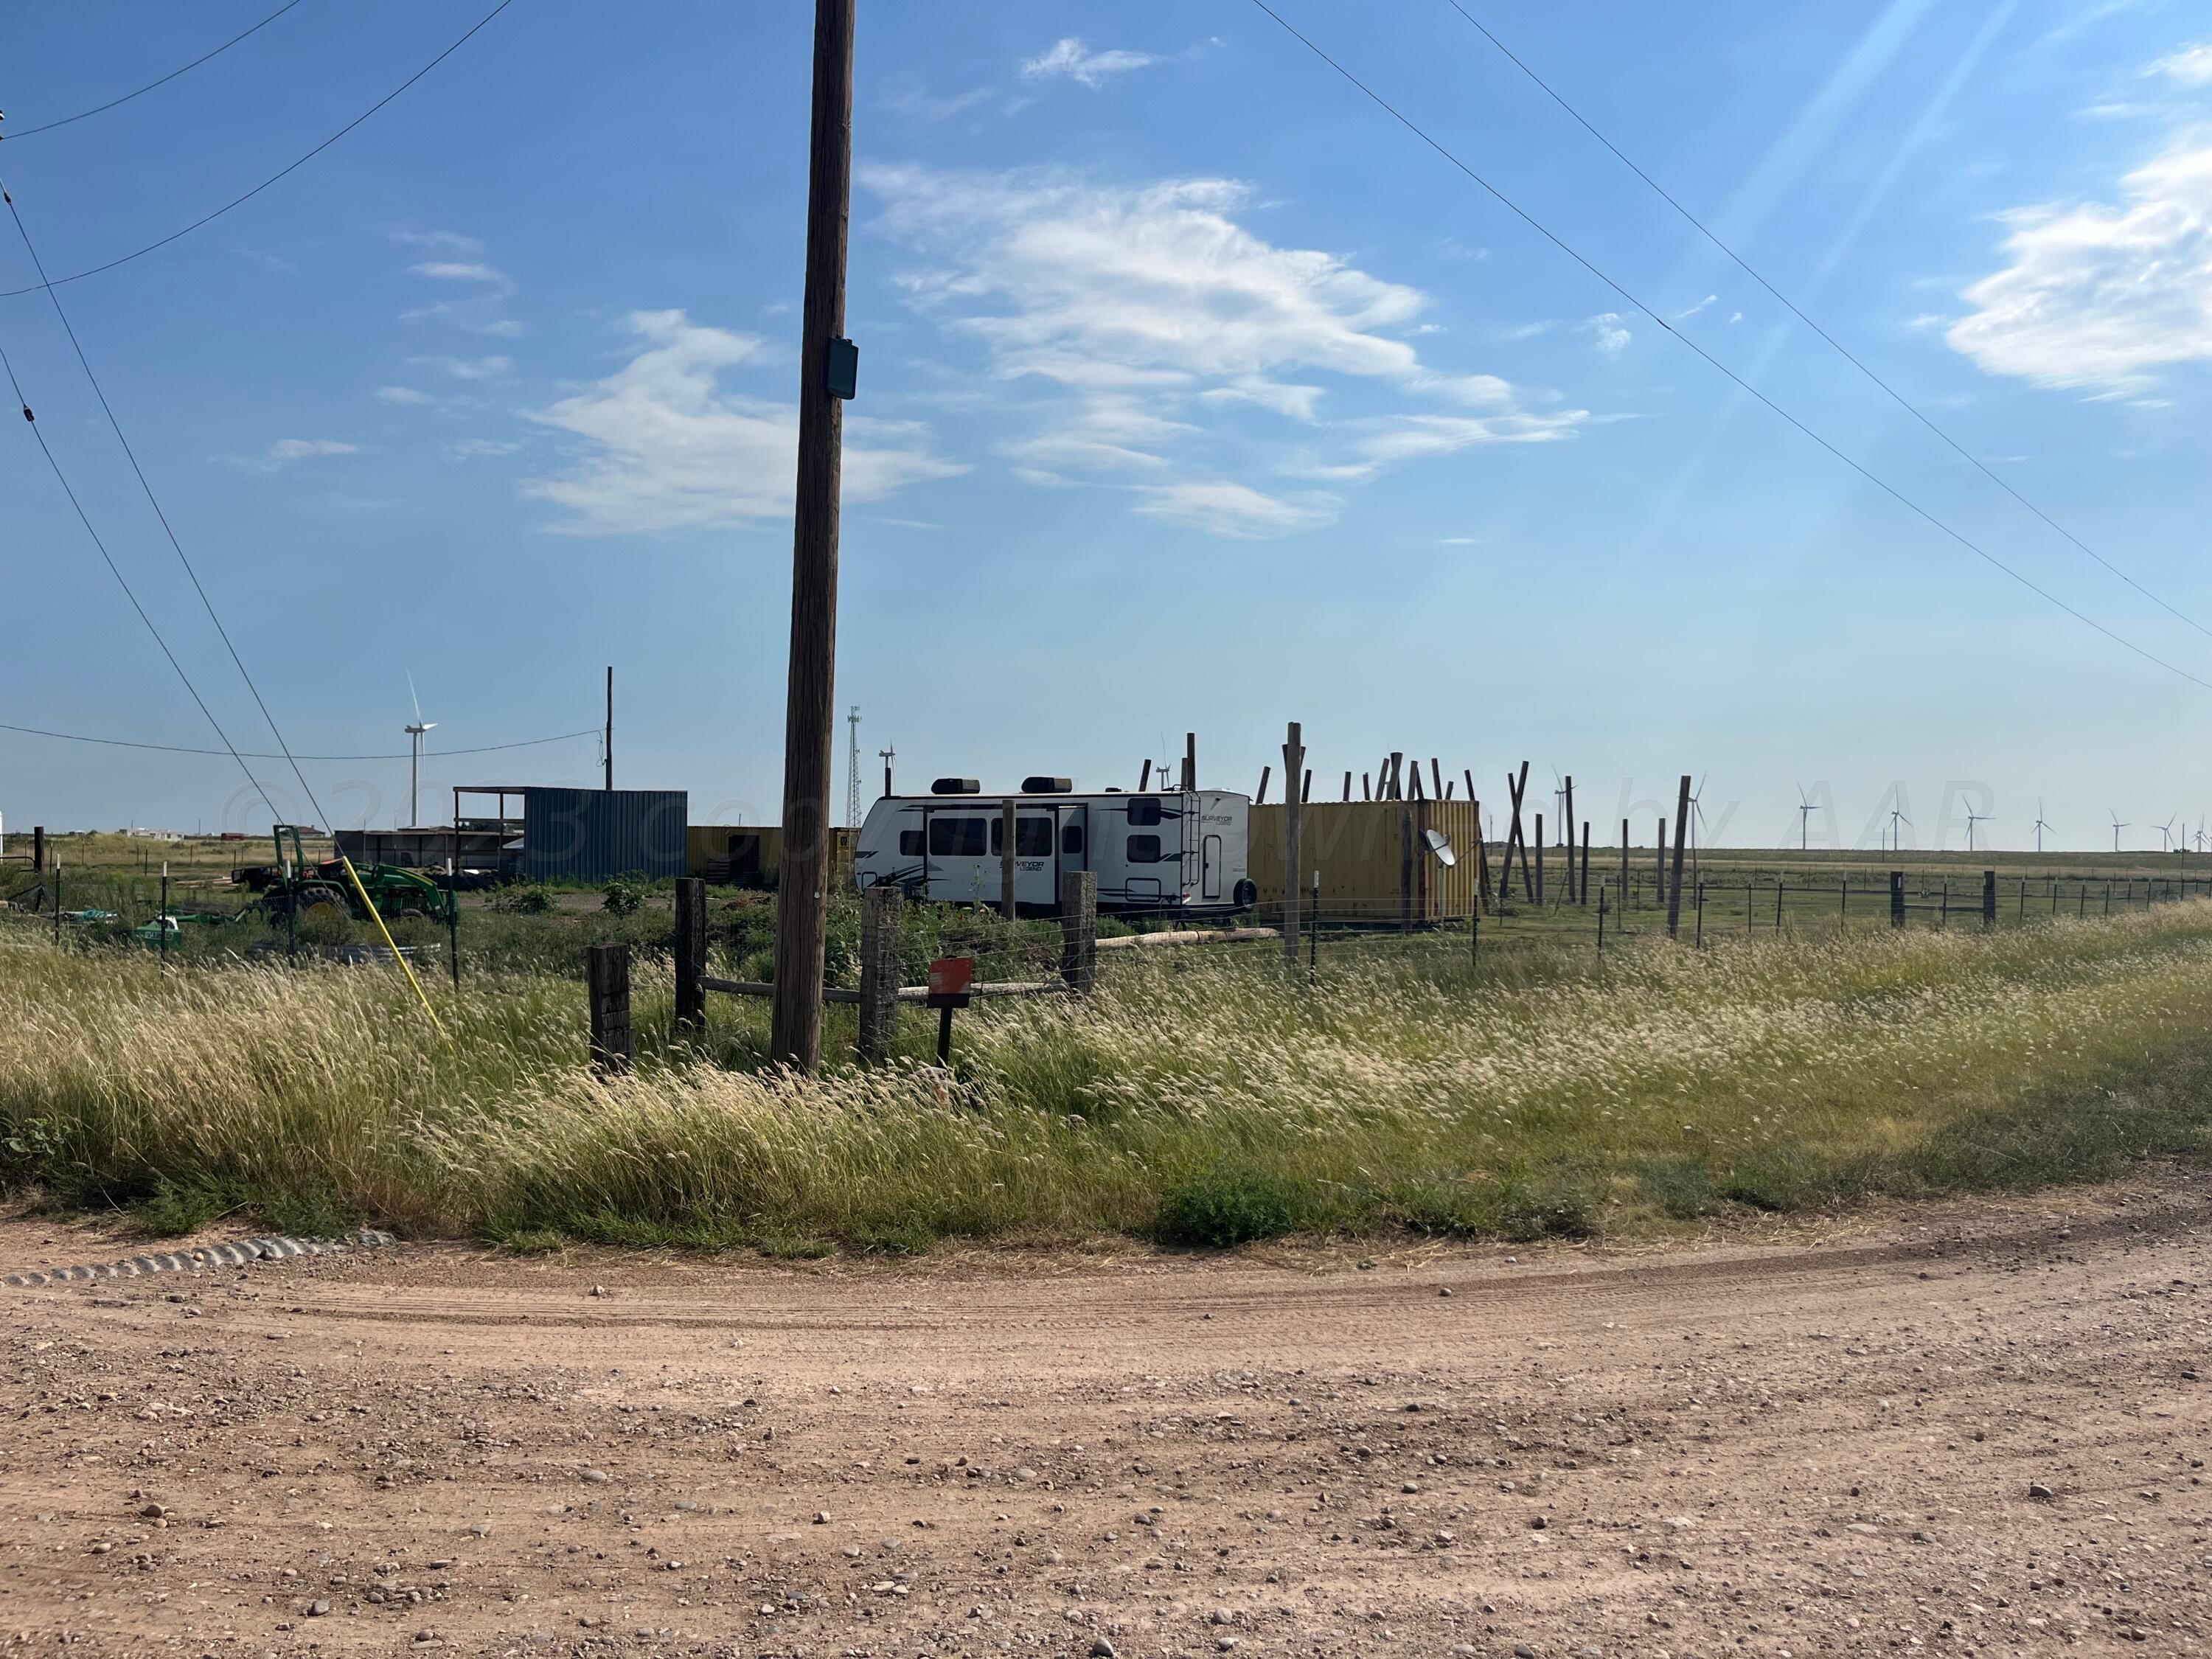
[898,830,925,856]
[1061,824,1084,855]
[928,817,988,858]
[1127,797,1164,826]
[1126,833,1164,863]
[988,816,1056,857]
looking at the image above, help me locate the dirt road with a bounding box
[3,1181,2208,1658]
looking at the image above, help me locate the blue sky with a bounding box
[3,0,2210,852]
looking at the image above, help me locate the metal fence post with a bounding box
[587,942,633,1074]
[673,876,709,1039]
[858,884,903,1060]
[1059,871,1096,993]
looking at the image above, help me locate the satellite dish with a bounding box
[1422,827,1457,866]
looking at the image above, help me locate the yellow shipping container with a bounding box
[1247,800,1484,925]
[687,825,855,888]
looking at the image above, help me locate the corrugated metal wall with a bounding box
[521,787,689,881]
[1248,800,1483,923]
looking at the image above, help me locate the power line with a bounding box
[0,1,307,143]
[1436,0,2212,645]
[0,0,515,302]
[1245,0,2212,697]
[0,720,599,761]
[1,174,333,830]
[0,338,278,818]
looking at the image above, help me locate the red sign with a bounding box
[925,956,975,1007]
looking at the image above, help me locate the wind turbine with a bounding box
[1687,773,1708,885]
[1551,770,1569,847]
[403,671,437,830]
[1888,804,1910,853]
[2031,800,2053,853]
[2110,810,2129,854]
[2158,814,2177,853]
[1963,804,1991,853]
[1794,782,1815,852]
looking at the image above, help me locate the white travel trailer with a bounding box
[853,778,1255,918]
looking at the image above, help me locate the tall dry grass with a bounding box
[4,902,2212,1248]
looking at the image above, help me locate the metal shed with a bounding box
[454,785,689,882]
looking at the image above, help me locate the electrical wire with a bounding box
[1246,0,2212,696]
[0,0,514,301]
[0,338,278,819]
[1436,0,2212,645]
[0,720,599,761]
[1,173,332,830]
[0,1,307,143]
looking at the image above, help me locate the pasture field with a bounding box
[5,864,2212,1254]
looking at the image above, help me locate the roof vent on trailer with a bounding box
[1020,776,1074,794]
[930,777,981,796]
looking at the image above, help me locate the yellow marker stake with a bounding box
[338,854,447,1037]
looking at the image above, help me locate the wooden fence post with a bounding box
[1666,775,1691,938]
[1656,818,1668,908]
[1889,872,1905,928]
[587,943,633,1074]
[1579,821,1590,905]
[1534,813,1545,905]
[858,883,902,1060]
[1982,869,1997,927]
[674,876,707,1039]
[1060,870,1097,992]
[1183,731,1197,792]
[1620,818,1630,908]
[1000,796,1018,922]
[1282,722,1305,973]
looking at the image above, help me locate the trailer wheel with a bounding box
[1232,878,1258,911]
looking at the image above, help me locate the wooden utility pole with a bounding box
[1620,818,1630,905]
[603,666,613,791]
[1000,797,1018,921]
[1666,774,1691,937]
[769,0,857,1073]
[1282,721,1305,974]
[1182,732,1197,792]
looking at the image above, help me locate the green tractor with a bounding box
[257,824,456,928]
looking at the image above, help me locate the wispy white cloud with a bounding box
[883,81,995,122]
[1586,313,1633,354]
[389,229,483,256]
[408,354,514,382]
[524,310,963,535]
[1947,137,2212,392]
[394,229,522,335]
[410,260,509,285]
[375,386,435,406]
[445,437,521,460]
[862,163,1595,534]
[2148,42,2212,85]
[1437,535,1479,546]
[1676,293,1719,321]
[220,438,359,473]
[1020,38,1156,86]
[1130,479,1335,538]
